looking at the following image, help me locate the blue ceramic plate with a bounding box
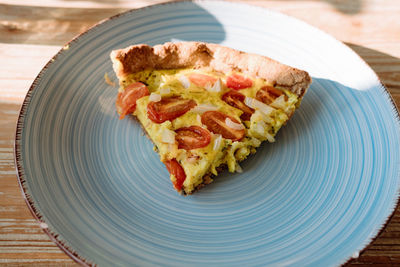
[15,1,400,266]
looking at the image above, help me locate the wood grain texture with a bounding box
[0,0,399,265]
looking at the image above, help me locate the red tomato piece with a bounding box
[147,96,197,123]
[116,82,149,119]
[175,126,211,150]
[188,73,217,87]
[226,74,253,90]
[164,159,186,191]
[222,90,255,121]
[256,85,287,105]
[201,111,245,141]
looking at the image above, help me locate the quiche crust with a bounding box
[110,42,311,97]
[110,42,312,195]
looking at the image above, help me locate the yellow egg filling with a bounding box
[121,68,299,194]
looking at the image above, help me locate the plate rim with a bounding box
[13,1,400,266]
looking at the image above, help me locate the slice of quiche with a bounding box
[110,42,311,194]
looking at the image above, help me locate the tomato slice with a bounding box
[256,85,287,104]
[188,73,217,87]
[116,82,149,119]
[222,90,255,121]
[201,111,245,141]
[175,126,211,150]
[164,159,186,191]
[226,74,253,90]
[147,96,197,123]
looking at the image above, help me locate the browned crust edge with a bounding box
[110,41,312,98]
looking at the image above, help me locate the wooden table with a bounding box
[1,0,399,265]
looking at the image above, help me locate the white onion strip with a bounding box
[161,129,176,144]
[235,162,243,173]
[255,121,266,135]
[270,95,287,110]
[225,118,245,130]
[191,104,219,114]
[213,134,222,151]
[205,79,221,92]
[178,75,190,89]
[196,114,202,124]
[149,93,161,102]
[265,132,276,143]
[244,97,275,116]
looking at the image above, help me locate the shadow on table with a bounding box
[1,0,368,46]
[0,2,226,46]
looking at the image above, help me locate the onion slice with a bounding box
[213,134,222,151]
[191,104,219,114]
[253,110,272,124]
[270,95,287,110]
[205,79,221,92]
[178,75,190,89]
[196,114,202,124]
[265,132,276,143]
[225,118,245,130]
[161,129,176,144]
[159,75,167,87]
[149,93,161,102]
[245,97,275,116]
[255,121,266,135]
[235,162,243,173]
